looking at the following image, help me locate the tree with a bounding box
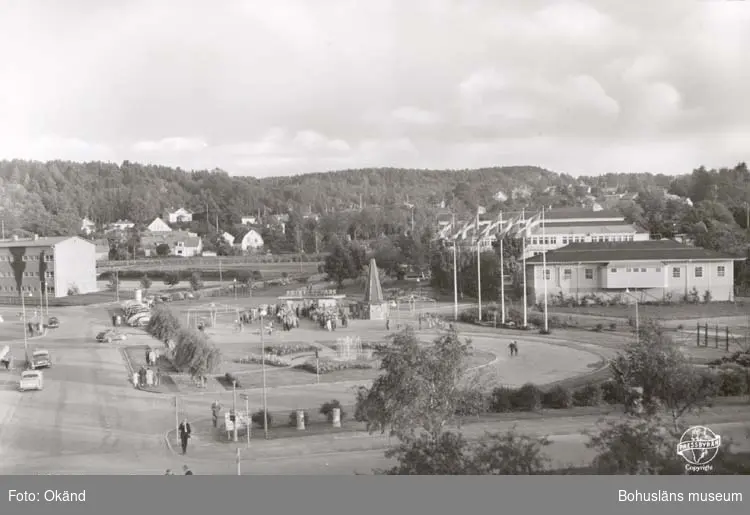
[140,275,152,291]
[354,327,482,441]
[163,272,180,288]
[324,237,360,287]
[155,243,171,257]
[189,271,203,291]
[610,321,718,429]
[377,429,551,475]
[146,305,181,342]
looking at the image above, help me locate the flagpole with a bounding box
[452,213,458,321]
[521,209,528,328]
[499,212,505,325]
[476,209,482,322]
[542,207,549,332]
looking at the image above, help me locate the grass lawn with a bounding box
[217,366,382,390]
[550,301,749,320]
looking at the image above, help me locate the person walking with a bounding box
[183,465,193,475]
[178,418,192,455]
[164,469,174,475]
[386,318,390,331]
[155,367,161,387]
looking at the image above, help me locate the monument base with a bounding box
[362,302,389,321]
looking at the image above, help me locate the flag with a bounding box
[522,211,543,238]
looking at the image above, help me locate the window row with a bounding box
[0,271,54,278]
[672,266,725,278]
[528,234,635,246]
[0,285,54,293]
[610,267,661,273]
[545,268,595,280]
[0,254,53,262]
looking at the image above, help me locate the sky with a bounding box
[0,0,748,178]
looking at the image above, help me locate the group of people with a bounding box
[165,465,193,475]
[508,341,520,357]
[417,312,447,330]
[135,365,161,388]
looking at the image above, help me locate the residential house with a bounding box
[147,217,172,233]
[141,231,202,257]
[520,208,650,259]
[241,216,259,225]
[0,236,97,298]
[235,229,264,252]
[221,232,235,246]
[493,191,508,202]
[164,208,193,224]
[526,240,744,304]
[268,214,290,234]
[80,217,96,235]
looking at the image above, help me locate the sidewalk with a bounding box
[165,402,750,463]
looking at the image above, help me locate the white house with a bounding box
[526,240,744,304]
[80,217,96,235]
[236,229,264,251]
[241,216,259,225]
[221,232,235,245]
[164,208,193,224]
[142,231,202,257]
[147,217,172,233]
[520,208,650,259]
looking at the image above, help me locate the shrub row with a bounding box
[294,358,374,375]
[234,354,291,368]
[263,343,318,356]
[224,372,242,389]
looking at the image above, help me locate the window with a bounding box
[673,267,681,278]
[604,236,610,242]
[585,269,593,280]
[545,269,551,280]
[626,268,632,272]
[22,256,28,261]
[532,238,538,245]
[610,268,617,273]
[695,266,703,278]
[640,268,646,273]
[628,235,634,241]
[717,266,726,277]
[563,269,572,279]
[543,238,549,245]
[562,237,568,245]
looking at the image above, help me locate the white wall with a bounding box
[53,238,97,297]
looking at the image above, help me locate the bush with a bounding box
[489,386,516,413]
[600,380,627,405]
[251,410,273,428]
[235,354,291,367]
[542,386,572,409]
[319,400,346,422]
[593,323,604,332]
[609,322,617,331]
[539,328,552,335]
[295,358,373,374]
[572,383,603,407]
[263,343,318,356]
[717,366,748,397]
[224,372,241,388]
[514,383,543,411]
[288,410,310,427]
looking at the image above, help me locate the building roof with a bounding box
[543,208,622,221]
[0,236,88,249]
[142,231,201,248]
[531,223,647,235]
[363,258,385,304]
[526,240,743,264]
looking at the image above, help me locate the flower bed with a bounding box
[294,357,375,374]
[263,343,318,356]
[234,354,291,368]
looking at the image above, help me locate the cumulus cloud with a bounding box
[0,0,748,176]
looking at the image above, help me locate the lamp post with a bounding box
[20,291,32,353]
[259,309,269,439]
[233,278,237,301]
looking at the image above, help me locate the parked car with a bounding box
[28,349,52,369]
[96,330,127,343]
[19,370,43,391]
[47,317,59,329]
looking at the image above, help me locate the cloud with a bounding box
[0,0,748,176]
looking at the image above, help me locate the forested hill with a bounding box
[0,160,569,234]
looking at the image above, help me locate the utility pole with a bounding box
[242,393,250,448]
[745,201,749,231]
[232,380,238,442]
[115,268,120,303]
[174,396,180,447]
[236,448,241,475]
[260,311,269,439]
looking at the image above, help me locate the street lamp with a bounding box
[259,309,269,439]
[233,278,237,301]
[20,291,33,353]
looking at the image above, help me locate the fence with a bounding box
[673,322,750,353]
[97,254,328,271]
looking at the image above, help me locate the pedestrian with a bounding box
[178,418,192,455]
[164,469,174,475]
[183,465,193,475]
[138,366,147,387]
[513,341,519,356]
[386,318,390,331]
[155,368,161,387]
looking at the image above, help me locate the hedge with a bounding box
[251,410,273,428]
[294,358,374,375]
[320,400,346,422]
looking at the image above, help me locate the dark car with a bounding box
[47,317,59,329]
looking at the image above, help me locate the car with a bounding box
[96,330,127,343]
[19,370,43,392]
[47,317,59,328]
[28,349,52,369]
